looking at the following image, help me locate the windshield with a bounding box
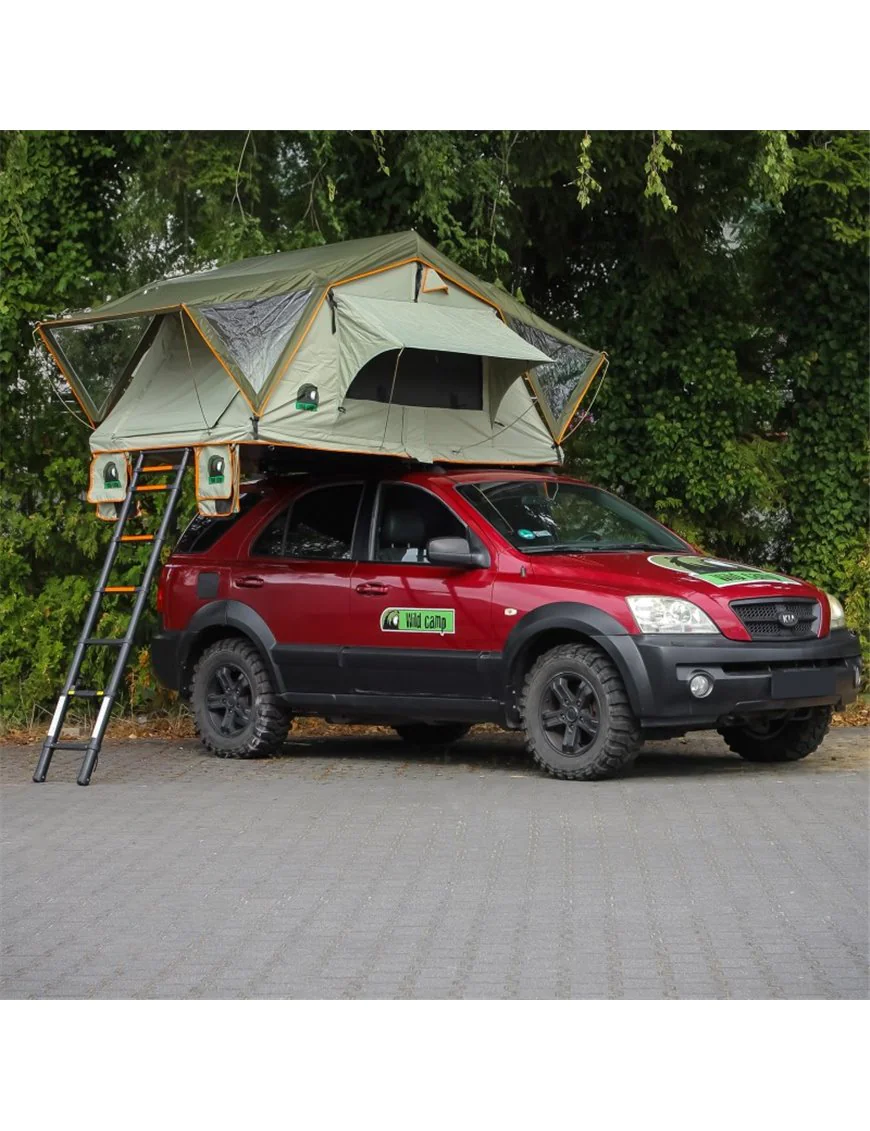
[456,479,688,554]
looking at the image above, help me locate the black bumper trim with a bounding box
[606,630,862,729]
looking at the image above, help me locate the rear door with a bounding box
[346,482,496,700]
[234,482,364,693]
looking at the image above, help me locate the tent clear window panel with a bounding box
[48,317,154,421]
[346,349,483,410]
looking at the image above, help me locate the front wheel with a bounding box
[393,723,470,749]
[192,637,290,758]
[718,706,832,763]
[521,643,642,780]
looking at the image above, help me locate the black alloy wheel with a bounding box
[540,671,601,756]
[192,637,290,758]
[520,642,642,780]
[206,663,253,738]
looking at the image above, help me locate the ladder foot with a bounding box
[77,749,99,786]
[33,743,55,783]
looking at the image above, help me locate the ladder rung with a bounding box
[119,534,155,542]
[135,484,169,492]
[84,638,126,647]
[141,464,177,472]
[69,689,104,698]
[53,742,90,751]
[103,586,139,593]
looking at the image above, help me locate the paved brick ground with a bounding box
[1,727,867,999]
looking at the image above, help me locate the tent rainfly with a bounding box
[38,231,605,470]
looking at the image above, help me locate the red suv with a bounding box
[153,466,861,780]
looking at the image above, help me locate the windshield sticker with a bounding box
[517,528,551,540]
[381,608,455,635]
[647,554,798,588]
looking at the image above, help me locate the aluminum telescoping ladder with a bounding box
[33,450,190,787]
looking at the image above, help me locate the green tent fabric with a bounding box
[333,294,550,401]
[40,232,605,464]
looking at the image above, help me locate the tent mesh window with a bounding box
[49,316,153,419]
[508,320,596,426]
[346,349,483,410]
[197,291,311,395]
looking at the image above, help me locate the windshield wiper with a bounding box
[521,541,676,554]
[591,542,677,552]
[521,543,592,554]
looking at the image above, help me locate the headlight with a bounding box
[826,593,846,629]
[626,595,719,634]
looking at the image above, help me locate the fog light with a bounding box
[689,672,713,699]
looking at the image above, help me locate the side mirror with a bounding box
[426,536,488,569]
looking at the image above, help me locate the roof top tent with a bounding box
[37,231,605,468]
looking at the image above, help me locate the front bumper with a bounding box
[606,629,862,730]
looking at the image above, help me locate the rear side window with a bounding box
[251,484,363,560]
[174,492,259,554]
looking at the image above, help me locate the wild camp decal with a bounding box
[648,555,798,588]
[380,608,456,635]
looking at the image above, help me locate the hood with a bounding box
[527,550,828,640]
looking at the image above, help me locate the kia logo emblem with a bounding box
[778,611,798,627]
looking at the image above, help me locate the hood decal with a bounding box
[647,554,798,588]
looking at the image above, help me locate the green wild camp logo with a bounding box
[648,555,798,588]
[380,608,456,635]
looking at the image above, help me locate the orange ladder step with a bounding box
[141,464,176,473]
[103,586,139,593]
[135,484,169,492]
[119,534,155,542]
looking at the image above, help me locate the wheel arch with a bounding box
[179,601,283,696]
[502,602,649,723]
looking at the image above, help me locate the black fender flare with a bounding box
[502,602,652,719]
[178,600,284,693]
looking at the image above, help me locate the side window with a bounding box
[175,492,259,554]
[252,484,363,560]
[375,484,465,564]
[250,504,289,558]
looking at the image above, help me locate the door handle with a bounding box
[235,576,265,589]
[355,582,389,596]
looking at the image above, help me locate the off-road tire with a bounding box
[718,706,832,763]
[192,637,290,758]
[521,642,642,781]
[393,723,470,749]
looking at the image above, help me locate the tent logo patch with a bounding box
[380,608,455,635]
[647,555,798,588]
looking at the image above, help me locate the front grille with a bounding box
[730,597,820,641]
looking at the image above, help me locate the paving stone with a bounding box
[1,730,868,999]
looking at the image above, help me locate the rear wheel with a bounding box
[393,723,470,749]
[718,706,832,763]
[521,642,642,781]
[192,637,290,758]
